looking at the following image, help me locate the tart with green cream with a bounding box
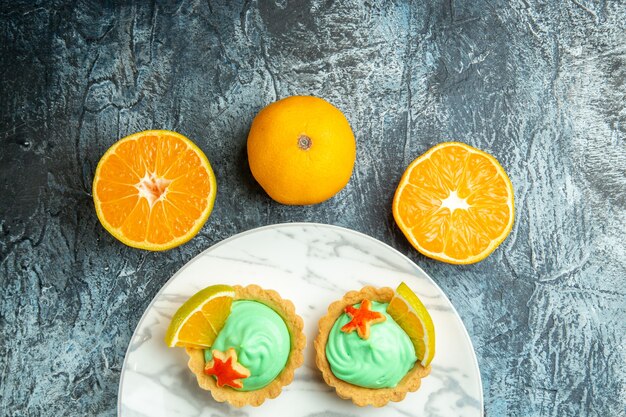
[314,284,435,406]
[165,284,305,407]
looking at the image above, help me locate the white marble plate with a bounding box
[118,223,483,417]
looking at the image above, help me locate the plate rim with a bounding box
[117,222,484,415]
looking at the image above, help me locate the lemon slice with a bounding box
[386,282,436,367]
[165,284,235,348]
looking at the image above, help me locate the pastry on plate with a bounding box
[314,283,435,407]
[165,284,306,407]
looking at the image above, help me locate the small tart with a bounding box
[315,286,431,407]
[187,285,306,407]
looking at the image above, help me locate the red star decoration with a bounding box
[204,348,250,389]
[341,298,386,339]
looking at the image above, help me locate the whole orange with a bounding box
[247,96,356,205]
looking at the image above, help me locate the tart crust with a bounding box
[186,285,306,407]
[314,286,431,407]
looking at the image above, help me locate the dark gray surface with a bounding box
[1,1,625,416]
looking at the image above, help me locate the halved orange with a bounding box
[387,282,435,367]
[393,142,514,264]
[165,284,235,348]
[93,130,217,251]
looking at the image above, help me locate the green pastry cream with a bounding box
[205,300,290,391]
[325,301,417,388]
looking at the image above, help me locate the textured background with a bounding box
[1,1,625,416]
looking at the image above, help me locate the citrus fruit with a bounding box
[386,282,435,367]
[393,142,514,264]
[247,96,356,205]
[165,284,235,348]
[92,130,217,251]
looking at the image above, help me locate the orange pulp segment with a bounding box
[393,142,514,264]
[93,130,217,251]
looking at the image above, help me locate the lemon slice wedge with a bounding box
[165,284,235,348]
[387,282,436,367]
